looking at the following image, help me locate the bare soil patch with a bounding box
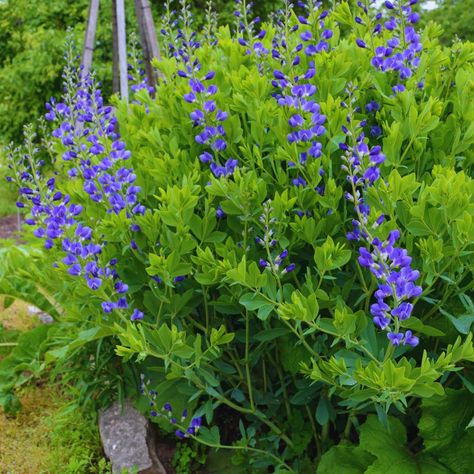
[0,215,20,240]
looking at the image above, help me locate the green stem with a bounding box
[321,422,329,443]
[244,309,255,411]
[202,285,210,331]
[343,414,353,439]
[268,349,292,419]
[305,404,321,459]
[228,348,244,380]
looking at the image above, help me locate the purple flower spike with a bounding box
[341,93,422,347]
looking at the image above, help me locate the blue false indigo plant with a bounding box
[5,1,474,472]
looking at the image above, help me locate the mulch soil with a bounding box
[0,215,21,240]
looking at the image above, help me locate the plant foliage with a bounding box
[2,0,474,471]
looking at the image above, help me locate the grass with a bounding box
[0,297,112,473]
[0,384,112,474]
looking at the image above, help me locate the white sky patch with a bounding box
[423,1,438,10]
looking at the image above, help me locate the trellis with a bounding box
[82,0,162,102]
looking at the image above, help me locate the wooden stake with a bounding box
[82,0,100,78]
[115,0,129,102]
[111,0,120,94]
[135,0,164,90]
[139,0,162,62]
[134,0,152,87]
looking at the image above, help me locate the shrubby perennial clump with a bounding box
[4,0,474,472]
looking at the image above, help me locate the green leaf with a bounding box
[315,236,352,272]
[254,327,289,342]
[239,292,272,312]
[317,445,375,474]
[419,389,474,474]
[257,304,274,321]
[3,296,14,309]
[406,219,432,236]
[198,426,221,446]
[333,301,366,337]
[360,415,449,474]
[443,311,474,335]
[315,396,330,426]
[458,374,474,394]
[401,317,445,337]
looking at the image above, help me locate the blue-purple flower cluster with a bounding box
[140,374,203,439]
[184,75,237,177]
[45,65,145,218]
[203,0,218,46]
[159,1,180,59]
[8,48,147,323]
[128,33,156,96]
[270,3,330,185]
[358,230,421,346]
[9,128,82,253]
[168,1,236,178]
[340,94,421,347]
[234,0,268,60]
[8,131,140,318]
[365,99,382,138]
[355,0,422,94]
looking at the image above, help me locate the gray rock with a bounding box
[27,305,54,324]
[99,400,167,474]
[38,312,54,324]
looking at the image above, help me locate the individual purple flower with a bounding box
[404,330,419,347]
[388,332,404,346]
[282,263,296,274]
[131,308,144,321]
[216,206,225,219]
[101,302,115,313]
